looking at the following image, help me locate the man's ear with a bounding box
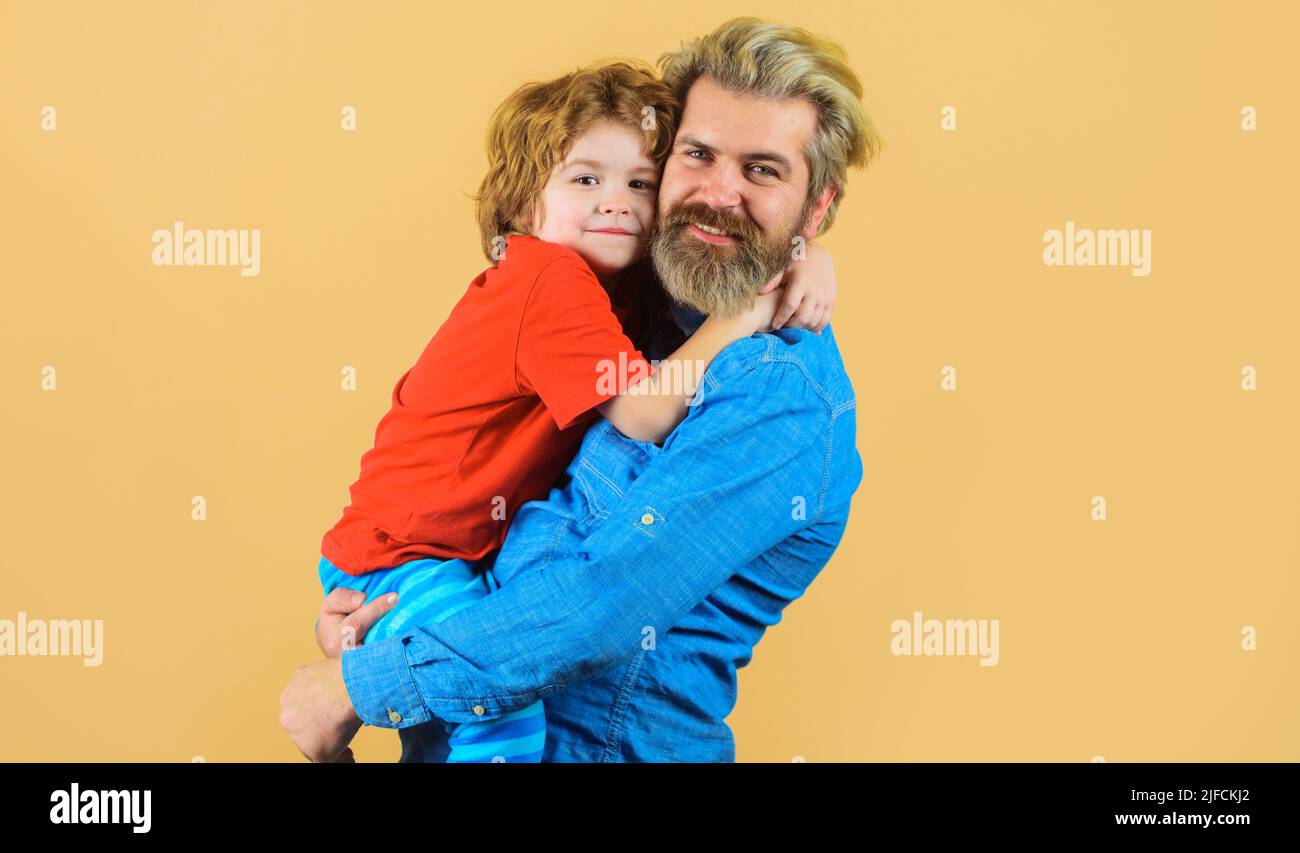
[800,184,838,240]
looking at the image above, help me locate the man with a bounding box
[280,16,881,762]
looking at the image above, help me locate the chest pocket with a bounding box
[572,422,663,524]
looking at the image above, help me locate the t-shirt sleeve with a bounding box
[515,252,653,431]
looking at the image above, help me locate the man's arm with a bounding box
[341,350,836,728]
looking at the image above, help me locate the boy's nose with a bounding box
[600,196,631,216]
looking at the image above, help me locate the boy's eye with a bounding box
[629,179,655,190]
[574,175,599,185]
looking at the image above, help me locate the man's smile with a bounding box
[687,222,737,245]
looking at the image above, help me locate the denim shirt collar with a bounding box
[669,300,708,337]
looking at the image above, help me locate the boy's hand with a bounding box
[315,588,400,658]
[740,282,786,334]
[758,240,836,333]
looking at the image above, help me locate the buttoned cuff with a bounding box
[417,683,545,725]
[342,631,556,727]
[339,635,431,729]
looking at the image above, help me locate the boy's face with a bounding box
[529,120,659,281]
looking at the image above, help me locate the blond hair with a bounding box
[473,60,679,261]
[658,17,882,235]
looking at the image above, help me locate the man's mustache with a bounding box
[657,203,761,245]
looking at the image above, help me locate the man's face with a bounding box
[650,74,821,317]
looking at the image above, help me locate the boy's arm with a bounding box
[595,289,776,444]
[516,244,837,446]
[514,251,658,433]
[598,241,840,444]
[339,357,840,728]
[763,239,837,333]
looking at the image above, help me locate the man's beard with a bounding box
[649,198,811,318]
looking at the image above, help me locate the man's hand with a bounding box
[278,657,363,763]
[315,587,400,658]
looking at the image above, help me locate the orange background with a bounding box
[1,0,1296,761]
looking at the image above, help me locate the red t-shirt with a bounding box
[321,235,654,575]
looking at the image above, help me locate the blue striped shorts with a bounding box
[317,553,546,762]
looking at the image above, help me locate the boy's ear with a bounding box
[800,184,838,240]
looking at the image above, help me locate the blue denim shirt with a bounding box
[341,304,863,761]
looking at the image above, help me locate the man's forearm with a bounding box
[340,359,830,730]
[339,610,617,727]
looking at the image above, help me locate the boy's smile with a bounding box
[530,119,659,286]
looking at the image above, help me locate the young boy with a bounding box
[315,60,837,762]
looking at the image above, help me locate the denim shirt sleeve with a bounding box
[341,354,834,728]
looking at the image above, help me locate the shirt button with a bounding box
[640,513,654,525]
[473,705,486,716]
[387,709,403,724]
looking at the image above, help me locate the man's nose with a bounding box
[695,161,744,210]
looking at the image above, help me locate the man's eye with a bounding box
[685,149,709,160]
[749,164,776,177]
[574,175,598,185]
